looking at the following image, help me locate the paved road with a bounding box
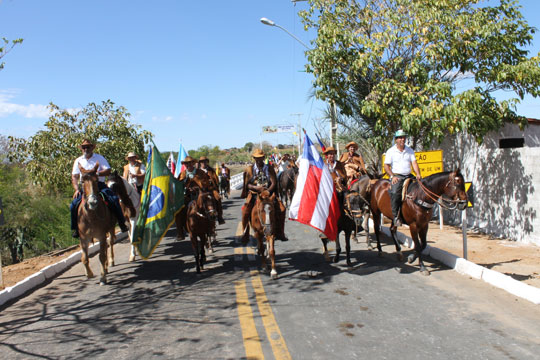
[1,191,540,359]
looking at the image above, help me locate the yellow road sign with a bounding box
[382,150,444,177]
[465,182,473,208]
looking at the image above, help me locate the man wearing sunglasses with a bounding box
[70,139,129,238]
[383,130,422,230]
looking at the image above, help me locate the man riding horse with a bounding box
[175,156,214,240]
[240,149,288,243]
[383,129,422,229]
[70,139,129,238]
[219,162,231,195]
[322,146,347,192]
[198,156,225,225]
[339,141,367,186]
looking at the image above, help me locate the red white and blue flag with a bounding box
[289,133,340,241]
[166,152,176,175]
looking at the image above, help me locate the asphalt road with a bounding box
[1,190,540,359]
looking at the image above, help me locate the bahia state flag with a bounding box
[132,144,184,259]
[289,133,340,241]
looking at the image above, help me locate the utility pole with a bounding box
[290,113,303,156]
[330,100,338,149]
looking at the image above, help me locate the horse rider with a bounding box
[198,156,225,225]
[70,139,129,238]
[175,156,209,240]
[323,146,347,192]
[122,151,146,194]
[220,162,231,194]
[276,153,291,183]
[240,149,288,244]
[339,141,367,185]
[383,129,422,229]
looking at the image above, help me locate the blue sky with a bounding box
[1,0,539,153]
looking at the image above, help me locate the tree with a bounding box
[8,100,153,192]
[300,0,540,151]
[0,37,23,71]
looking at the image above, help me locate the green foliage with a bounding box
[300,0,540,151]
[0,37,23,71]
[8,100,153,192]
[0,162,76,265]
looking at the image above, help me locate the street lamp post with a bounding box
[260,17,338,152]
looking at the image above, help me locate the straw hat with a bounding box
[125,152,138,160]
[181,156,195,164]
[322,146,337,155]
[78,139,96,150]
[252,149,265,158]
[345,141,358,150]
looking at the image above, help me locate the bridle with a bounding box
[415,175,466,211]
[256,196,274,236]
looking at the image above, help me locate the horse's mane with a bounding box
[408,170,461,193]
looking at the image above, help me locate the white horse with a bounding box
[107,175,141,262]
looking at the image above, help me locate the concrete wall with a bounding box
[439,124,539,245]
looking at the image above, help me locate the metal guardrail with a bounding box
[230,173,244,190]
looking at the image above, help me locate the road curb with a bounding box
[374,222,540,305]
[0,233,127,308]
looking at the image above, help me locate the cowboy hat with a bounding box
[345,141,358,150]
[394,129,407,138]
[181,156,196,164]
[252,149,265,158]
[125,152,138,160]
[199,156,209,162]
[78,139,96,150]
[322,146,337,155]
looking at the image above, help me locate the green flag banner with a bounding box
[132,144,184,259]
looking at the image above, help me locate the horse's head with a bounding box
[196,191,217,220]
[345,178,371,227]
[440,169,468,211]
[257,190,275,235]
[80,172,100,210]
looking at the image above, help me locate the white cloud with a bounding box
[0,90,50,118]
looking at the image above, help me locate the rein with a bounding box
[414,177,462,211]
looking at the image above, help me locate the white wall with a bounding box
[439,125,540,245]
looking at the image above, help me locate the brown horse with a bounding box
[278,167,298,208]
[370,169,468,275]
[249,190,278,279]
[186,191,217,273]
[77,164,116,285]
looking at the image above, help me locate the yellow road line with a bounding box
[234,280,264,359]
[250,271,292,360]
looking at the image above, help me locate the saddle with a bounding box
[403,178,435,209]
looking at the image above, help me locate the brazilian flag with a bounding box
[132,144,184,259]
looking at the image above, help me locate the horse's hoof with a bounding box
[397,253,404,262]
[407,254,416,264]
[100,278,107,286]
[377,251,383,258]
[420,268,431,276]
[333,256,339,263]
[346,260,352,267]
[129,255,135,262]
[270,270,278,280]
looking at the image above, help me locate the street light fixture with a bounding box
[259,17,310,50]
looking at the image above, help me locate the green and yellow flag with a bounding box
[132,144,184,259]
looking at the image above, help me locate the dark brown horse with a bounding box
[278,167,298,208]
[77,164,116,285]
[321,175,371,266]
[186,191,217,273]
[250,190,278,279]
[370,169,468,275]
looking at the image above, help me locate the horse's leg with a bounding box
[99,237,108,285]
[372,211,384,256]
[268,235,277,280]
[191,235,201,273]
[257,233,268,272]
[107,232,115,267]
[333,230,341,263]
[80,239,94,278]
[200,235,206,270]
[363,212,373,250]
[414,223,430,276]
[345,227,352,267]
[128,218,137,262]
[389,225,404,262]
[320,236,330,262]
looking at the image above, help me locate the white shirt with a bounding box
[384,144,416,176]
[128,163,146,186]
[72,153,110,183]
